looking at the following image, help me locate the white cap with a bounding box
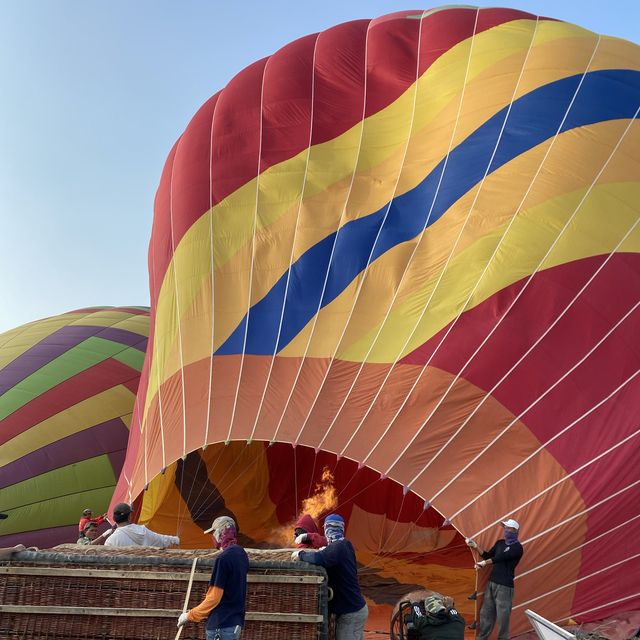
[204,515,236,535]
[502,518,520,530]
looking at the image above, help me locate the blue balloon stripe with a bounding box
[217,69,640,356]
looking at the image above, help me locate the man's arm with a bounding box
[186,586,224,622]
[142,527,180,548]
[299,542,340,567]
[90,529,114,545]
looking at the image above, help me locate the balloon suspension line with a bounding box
[293,444,299,517]
[176,458,186,537]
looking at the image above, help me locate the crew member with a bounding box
[104,503,179,548]
[294,513,368,640]
[177,516,249,640]
[77,521,113,545]
[78,508,107,533]
[294,513,327,549]
[466,518,523,640]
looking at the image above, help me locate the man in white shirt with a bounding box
[104,503,180,548]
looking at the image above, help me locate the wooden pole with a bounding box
[175,556,199,640]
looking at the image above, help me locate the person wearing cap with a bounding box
[177,516,249,639]
[104,503,180,548]
[76,521,113,545]
[293,513,368,640]
[293,513,327,549]
[78,508,107,534]
[466,518,524,640]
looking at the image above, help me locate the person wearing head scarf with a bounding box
[293,513,327,549]
[293,513,368,640]
[466,518,524,640]
[104,503,179,548]
[177,516,249,640]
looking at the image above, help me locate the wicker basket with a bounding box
[0,546,328,640]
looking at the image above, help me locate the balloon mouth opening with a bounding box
[141,440,473,631]
[155,440,464,535]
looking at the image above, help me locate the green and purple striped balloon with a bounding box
[0,306,149,547]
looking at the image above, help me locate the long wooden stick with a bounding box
[470,546,482,629]
[175,556,199,640]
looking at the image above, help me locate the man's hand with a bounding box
[294,533,309,545]
[475,560,488,569]
[465,537,478,549]
[171,536,180,546]
[177,612,189,627]
[291,549,302,561]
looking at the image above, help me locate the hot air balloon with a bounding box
[0,307,149,548]
[114,7,640,634]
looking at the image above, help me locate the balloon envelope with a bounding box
[0,307,149,547]
[115,7,640,633]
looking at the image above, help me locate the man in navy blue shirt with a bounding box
[467,518,524,640]
[294,513,368,640]
[177,516,249,640]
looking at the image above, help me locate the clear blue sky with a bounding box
[0,1,638,334]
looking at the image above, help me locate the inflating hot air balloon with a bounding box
[114,7,640,634]
[0,307,149,548]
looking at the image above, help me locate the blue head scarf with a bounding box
[323,513,345,544]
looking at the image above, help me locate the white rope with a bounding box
[516,477,640,547]
[411,97,640,498]
[165,152,191,530]
[204,95,221,448]
[449,358,640,523]
[248,33,320,444]
[339,14,538,458]
[469,370,640,538]
[430,229,640,510]
[514,552,640,610]
[517,512,640,580]
[423,108,639,500]
[168,141,189,459]
[556,590,640,624]
[315,7,434,451]
[376,34,604,479]
[225,58,268,444]
[138,205,168,524]
[123,468,132,504]
[312,7,464,452]
[269,20,372,444]
[174,98,223,534]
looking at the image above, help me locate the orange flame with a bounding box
[301,467,337,521]
[268,466,338,546]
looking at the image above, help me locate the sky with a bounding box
[0,0,638,334]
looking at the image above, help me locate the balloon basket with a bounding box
[0,545,329,639]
